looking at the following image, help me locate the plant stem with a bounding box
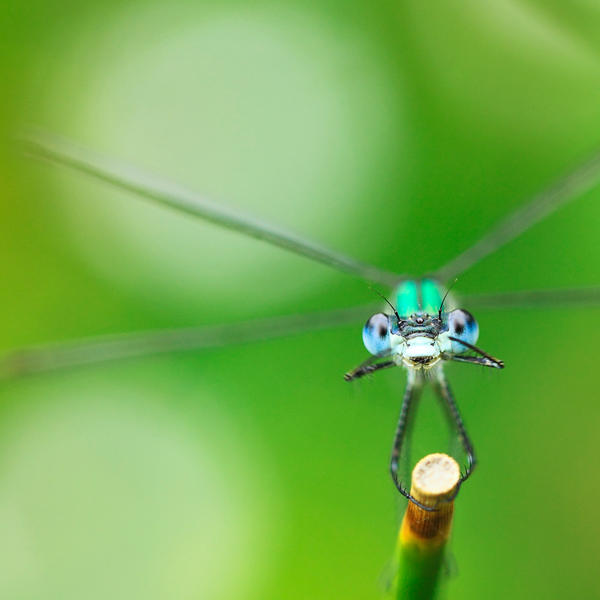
[393,453,460,600]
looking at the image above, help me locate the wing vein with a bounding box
[0,302,381,379]
[461,285,600,309]
[434,149,600,282]
[22,131,402,286]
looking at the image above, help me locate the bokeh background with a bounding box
[1,1,600,599]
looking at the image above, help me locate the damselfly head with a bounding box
[361,307,482,370]
[363,310,445,369]
[396,314,442,369]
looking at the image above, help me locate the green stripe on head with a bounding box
[395,280,419,317]
[421,278,444,315]
[394,279,444,317]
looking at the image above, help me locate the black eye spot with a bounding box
[449,309,476,336]
[366,313,390,339]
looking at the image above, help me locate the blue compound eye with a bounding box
[362,313,391,355]
[447,309,479,353]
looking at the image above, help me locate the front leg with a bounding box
[344,360,395,381]
[389,379,442,511]
[434,373,476,482]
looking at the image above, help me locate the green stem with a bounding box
[394,540,446,600]
[391,453,459,600]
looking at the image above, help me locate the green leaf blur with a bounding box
[1,1,599,599]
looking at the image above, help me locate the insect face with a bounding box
[395,313,445,370]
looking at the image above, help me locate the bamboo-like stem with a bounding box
[393,453,460,600]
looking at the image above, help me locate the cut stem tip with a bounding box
[401,453,460,548]
[411,453,460,506]
[394,454,461,599]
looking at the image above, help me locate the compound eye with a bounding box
[362,313,391,355]
[447,309,479,353]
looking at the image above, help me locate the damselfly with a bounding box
[3,132,600,509]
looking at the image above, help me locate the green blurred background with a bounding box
[1,1,599,598]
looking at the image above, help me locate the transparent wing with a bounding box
[434,150,600,282]
[0,302,380,379]
[20,131,402,287]
[461,285,600,310]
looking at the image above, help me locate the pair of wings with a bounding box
[2,132,599,378]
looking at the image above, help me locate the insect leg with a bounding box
[389,380,445,511]
[434,373,476,483]
[447,337,504,368]
[343,358,395,381]
[442,354,504,369]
